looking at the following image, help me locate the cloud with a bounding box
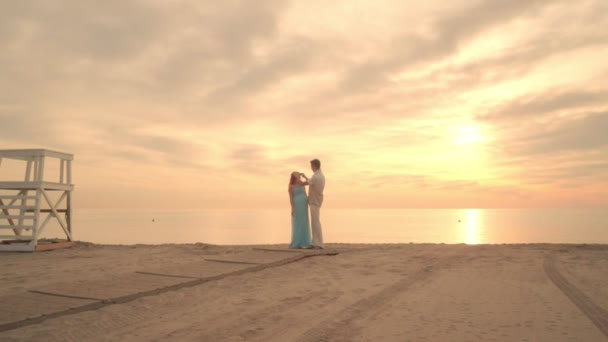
[229,144,266,161]
[338,0,560,92]
[1,1,167,60]
[98,126,210,169]
[367,173,529,201]
[481,89,608,121]
[369,174,431,188]
[431,32,608,96]
[510,156,608,188]
[147,0,291,94]
[0,0,293,158]
[486,110,608,190]
[226,144,277,175]
[540,162,608,182]
[274,1,608,134]
[0,0,292,107]
[514,111,608,155]
[205,37,318,106]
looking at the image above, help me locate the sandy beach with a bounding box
[1,242,607,341]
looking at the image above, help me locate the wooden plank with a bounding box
[0,205,36,210]
[204,250,301,265]
[0,225,33,230]
[0,243,35,252]
[0,195,37,200]
[0,149,47,158]
[0,235,32,240]
[0,155,34,161]
[138,260,252,279]
[253,247,306,253]
[44,182,74,191]
[204,259,260,265]
[0,182,74,191]
[0,182,40,190]
[44,150,74,160]
[24,209,66,213]
[35,241,74,252]
[0,215,35,220]
[0,149,73,160]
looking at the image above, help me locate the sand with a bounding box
[1,242,608,341]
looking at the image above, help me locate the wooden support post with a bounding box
[18,189,28,229]
[66,191,72,240]
[37,157,45,182]
[25,160,32,182]
[60,160,65,184]
[66,160,72,184]
[33,188,41,246]
[33,159,38,182]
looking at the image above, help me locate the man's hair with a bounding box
[310,159,321,169]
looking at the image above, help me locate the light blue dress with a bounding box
[290,186,312,248]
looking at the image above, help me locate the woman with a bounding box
[288,171,312,249]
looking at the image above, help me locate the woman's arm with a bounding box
[300,173,310,186]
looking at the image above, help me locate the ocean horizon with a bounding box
[42,208,608,246]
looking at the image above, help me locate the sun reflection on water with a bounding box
[463,209,482,244]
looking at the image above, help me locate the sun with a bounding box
[453,124,485,145]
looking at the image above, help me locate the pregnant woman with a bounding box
[288,171,312,249]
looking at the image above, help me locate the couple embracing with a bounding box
[288,159,325,249]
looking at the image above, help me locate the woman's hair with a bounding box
[289,173,299,185]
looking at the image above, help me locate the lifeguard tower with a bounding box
[0,149,74,251]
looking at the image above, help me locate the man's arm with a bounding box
[301,173,313,186]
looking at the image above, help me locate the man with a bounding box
[302,159,325,249]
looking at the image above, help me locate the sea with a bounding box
[50,208,608,246]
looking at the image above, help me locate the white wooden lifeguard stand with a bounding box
[0,149,74,252]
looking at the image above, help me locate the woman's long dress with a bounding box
[290,186,312,248]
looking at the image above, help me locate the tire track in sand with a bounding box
[295,255,461,342]
[0,251,337,336]
[544,255,608,338]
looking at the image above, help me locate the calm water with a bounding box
[41,208,608,245]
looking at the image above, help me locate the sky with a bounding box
[1,0,607,209]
